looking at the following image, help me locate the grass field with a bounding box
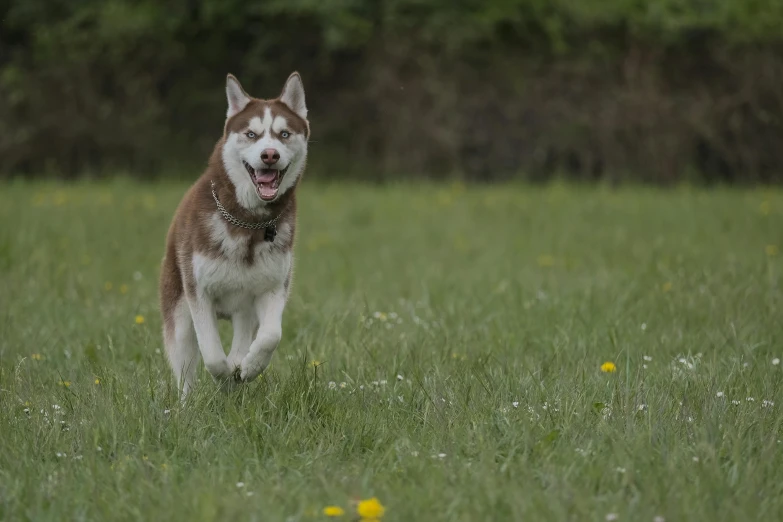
[1,180,782,521]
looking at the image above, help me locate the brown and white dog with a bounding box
[159,72,309,397]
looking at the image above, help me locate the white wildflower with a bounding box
[773,358,780,366]
[606,514,618,521]
[716,391,724,398]
[236,482,245,488]
[512,401,519,408]
[643,355,652,361]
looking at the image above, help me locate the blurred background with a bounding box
[2,0,783,184]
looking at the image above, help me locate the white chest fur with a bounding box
[192,213,292,315]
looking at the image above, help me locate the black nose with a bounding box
[261,149,280,165]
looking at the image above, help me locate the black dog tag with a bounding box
[264,225,277,242]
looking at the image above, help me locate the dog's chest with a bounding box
[192,214,291,313]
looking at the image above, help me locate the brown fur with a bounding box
[159,93,306,336]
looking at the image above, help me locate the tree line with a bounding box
[2,0,783,183]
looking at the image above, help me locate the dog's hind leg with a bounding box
[164,298,199,398]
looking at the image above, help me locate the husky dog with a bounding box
[159,73,309,397]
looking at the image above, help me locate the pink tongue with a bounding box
[254,170,277,183]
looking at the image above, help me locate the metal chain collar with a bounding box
[210,180,283,230]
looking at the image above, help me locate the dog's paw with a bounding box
[239,355,265,383]
[205,358,231,379]
[205,358,239,391]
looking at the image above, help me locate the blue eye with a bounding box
[281,131,290,139]
[246,131,256,139]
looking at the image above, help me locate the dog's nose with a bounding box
[261,148,280,165]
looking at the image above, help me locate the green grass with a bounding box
[1,179,782,521]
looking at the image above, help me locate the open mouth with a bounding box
[243,160,288,201]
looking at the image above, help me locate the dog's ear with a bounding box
[226,74,251,119]
[280,72,307,120]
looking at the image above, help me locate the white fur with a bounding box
[167,74,306,398]
[272,115,289,133]
[226,76,251,118]
[165,298,199,396]
[222,106,308,212]
[280,73,307,119]
[176,214,292,390]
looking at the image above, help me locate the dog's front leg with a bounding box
[186,293,233,382]
[239,286,287,382]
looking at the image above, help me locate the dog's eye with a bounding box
[246,131,256,139]
[280,131,290,139]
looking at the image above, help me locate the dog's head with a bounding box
[221,73,309,208]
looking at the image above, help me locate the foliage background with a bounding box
[2,0,783,183]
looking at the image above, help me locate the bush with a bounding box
[2,0,783,182]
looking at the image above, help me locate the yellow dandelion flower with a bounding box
[600,361,617,373]
[766,245,778,257]
[311,360,321,367]
[357,497,385,519]
[142,455,149,461]
[161,463,168,470]
[59,380,72,387]
[135,315,145,325]
[104,282,113,291]
[24,401,31,407]
[94,378,101,385]
[323,506,346,517]
[120,284,129,294]
[537,255,555,268]
[31,353,43,361]
[661,282,672,292]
